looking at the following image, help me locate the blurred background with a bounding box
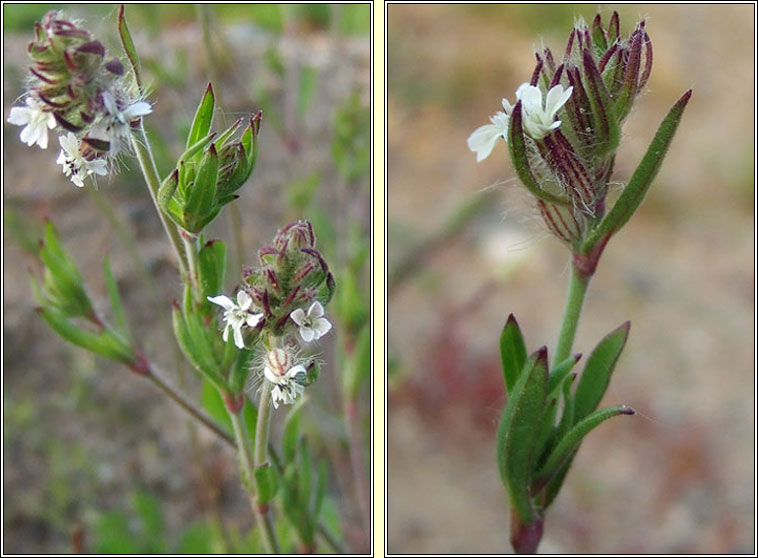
[387,4,754,554]
[3,4,370,554]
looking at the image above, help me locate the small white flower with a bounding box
[208,290,263,349]
[7,97,56,149]
[101,90,152,154]
[467,101,512,162]
[263,348,306,409]
[515,83,573,140]
[290,301,332,343]
[56,133,108,187]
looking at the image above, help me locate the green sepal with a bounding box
[117,5,142,91]
[186,83,215,149]
[535,405,634,483]
[185,144,218,218]
[254,463,279,505]
[573,322,630,422]
[508,103,570,206]
[38,307,134,364]
[613,28,643,122]
[582,49,620,159]
[499,313,527,394]
[590,14,608,56]
[103,256,131,341]
[157,170,178,215]
[496,347,548,523]
[583,90,691,251]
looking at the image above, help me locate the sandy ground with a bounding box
[387,4,754,554]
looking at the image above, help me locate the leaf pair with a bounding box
[496,315,634,524]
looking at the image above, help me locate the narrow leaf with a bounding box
[118,5,142,92]
[548,353,581,394]
[536,405,634,482]
[499,313,527,393]
[584,89,692,250]
[496,347,549,523]
[187,83,215,149]
[254,464,279,505]
[103,256,131,341]
[573,322,630,422]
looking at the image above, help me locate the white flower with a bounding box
[208,290,263,349]
[290,301,332,343]
[263,348,306,409]
[467,100,512,162]
[101,90,152,154]
[515,83,573,140]
[56,133,108,187]
[7,97,56,149]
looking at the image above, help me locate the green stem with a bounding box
[316,522,347,554]
[130,124,189,274]
[553,264,591,367]
[181,231,202,299]
[228,407,280,553]
[147,367,234,447]
[253,382,280,553]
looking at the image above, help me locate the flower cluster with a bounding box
[7,11,151,187]
[208,220,335,408]
[468,12,653,256]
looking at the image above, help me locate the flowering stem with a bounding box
[130,124,189,274]
[181,231,202,299]
[553,263,591,367]
[253,381,281,553]
[228,406,280,554]
[147,366,235,447]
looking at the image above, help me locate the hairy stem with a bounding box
[553,263,591,366]
[130,124,188,274]
[229,407,280,554]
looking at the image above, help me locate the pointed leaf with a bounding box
[118,5,142,92]
[103,256,131,341]
[254,463,279,505]
[583,90,691,250]
[548,353,581,394]
[574,322,630,422]
[198,240,226,301]
[496,347,549,523]
[499,313,527,393]
[282,401,304,463]
[536,405,634,483]
[186,83,215,149]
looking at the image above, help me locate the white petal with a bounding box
[72,174,85,188]
[7,106,32,126]
[264,364,279,384]
[300,327,315,343]
[501,98,514,115]
[236,290,252,310]
[308,301,324,318]
[313,318,332,338]
[102,90,118,115]
[123,101,152,120]
[88,159,108,176]
[545,85,573,117]
[208,295,235,311]
[467,124,501,162]
[516,84,542,114]
[59,133,80,157]
[232,324,245,349]
[290,308,306,326]
[222,323,230,342]
[246,313,263,327]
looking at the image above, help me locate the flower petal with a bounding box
[208,295,235,310]
[313,318,332,338]
[246,312,263,327]
[232,324,245,349]
[7,106,32,126]
[300,327,315,343]
[290,308,306,326]
[285,364,307,379]
[308,301,324,318]
[236,290,252,310]
[545,85,573,117]
[467,124,501,162]
[264,364,279,383]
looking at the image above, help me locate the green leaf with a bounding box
[186,83,215,149]
[496,347,548,523]
[584,90,692,250]
[157,169,178,214]
[536,404,634,483]
[254,463,279,505]
[133,491,165,546]
[172,304,225,388]
[573,322,630,423]
[499,314,527,394]
[548,354,580,394]
[508,103,570,206]
[103,256,130,341]
[228,347,254,395]
[201,378,233,434]
[282,402,304,463]
[198,240,226,302]
[118,5,142,92]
